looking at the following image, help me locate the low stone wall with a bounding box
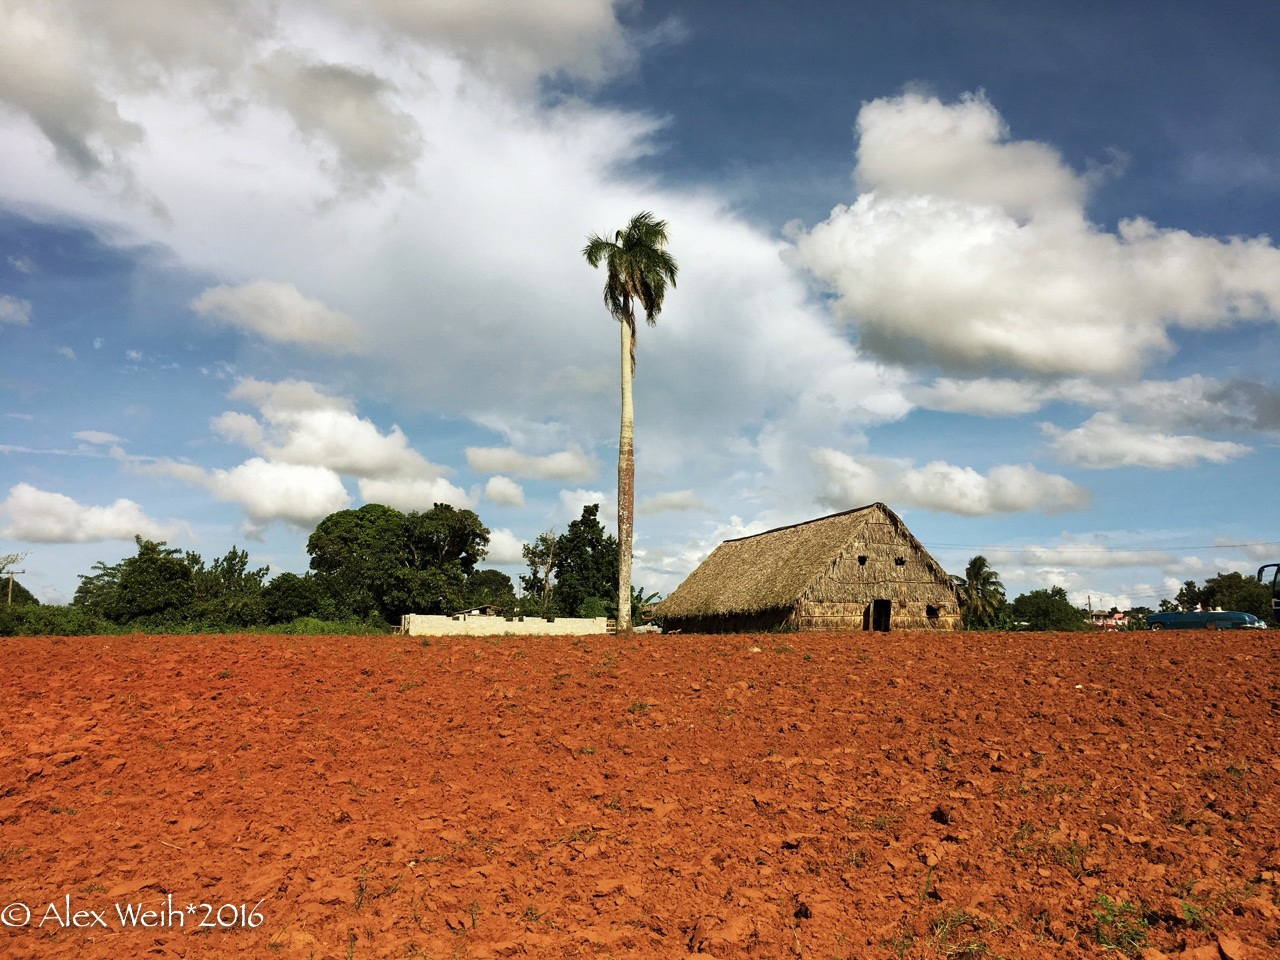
[400,613,612,637]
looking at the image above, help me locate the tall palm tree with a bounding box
[960,555,1006,629]
[582,211,677,632]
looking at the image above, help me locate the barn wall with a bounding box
[797,519,961,631]
[663,607,791,634]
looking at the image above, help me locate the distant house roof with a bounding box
[450,604,501,617]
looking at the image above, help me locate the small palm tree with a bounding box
[960,555,1006,629]
[583,212,677,632]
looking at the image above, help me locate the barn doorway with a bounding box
[871,598,891,632]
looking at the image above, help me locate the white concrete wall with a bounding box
[400,613,612,637]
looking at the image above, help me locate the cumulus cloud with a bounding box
[0,294,32,326]
[987,543,1177,569]
[0,482,183,542]
[218,378,444,480]
[853,91,1087,219]
[143,377,465,525]
[557,488,615,529]
[357,476,473,511]
[485,527,525,565]
[484,475,525,507]
[466,445,597,482]
[141,456,351,525]
[788,91,1280,377]
[209,458,351,523]
[254,50,420,192]
[637,489,709,515]
[907,377,1048,416]
[1042,413,1251,469]
[0,3,143,177]
[812,448,1089,516]
[333,0,634,87]
[1052,375,1240,432]
[191,281,360,352]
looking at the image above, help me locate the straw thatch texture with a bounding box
[656,502,961,632]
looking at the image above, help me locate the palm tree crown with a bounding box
[582,211,678,373]
[961,554,1006,629]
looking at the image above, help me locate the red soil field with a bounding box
[2,630,1278,959]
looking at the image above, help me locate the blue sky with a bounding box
[3,0,1279,611]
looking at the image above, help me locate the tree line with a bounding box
[0,502,652,636]
[955,555,1276,630]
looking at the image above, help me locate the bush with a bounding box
[259,616,390,635]
[0,604,114,637]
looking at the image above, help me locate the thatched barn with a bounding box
[656,502,962,633]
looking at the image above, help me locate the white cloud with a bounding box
[788,92,1280,377]
[853,91,1087,219]
[191,281,360,352]
[254,50,420,193]
[0,294,32,326]
[135,454,351,525]
[208,458,351,524]
[0,2,144,179]
[1052,375,1243,432]
[357,476,473,511]
[220,378,446,479]
[332,0,634,87]
[0,482,183,542]
[484,527,525,565]
[55,345,76,360]
[1042,413,1251,469]
[637,489,709,515]
[987,544,1176,569]
[484,475,525,507]
[74,430,123,445]
[557,488,615,530]
[466,445,597,482]
[907,378,1048,416]
[210,411,265,448]
[812,448,1089,516]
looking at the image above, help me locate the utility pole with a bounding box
[1,551,29,605]
[7,569,25,605]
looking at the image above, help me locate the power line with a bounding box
[929,541,1279,554]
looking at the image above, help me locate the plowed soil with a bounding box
[2,630,1279,959]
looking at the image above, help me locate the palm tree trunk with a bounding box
[617,315,635,632]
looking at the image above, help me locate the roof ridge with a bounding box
[722,502,885,543]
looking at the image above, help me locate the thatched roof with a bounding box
[656,502,956,620]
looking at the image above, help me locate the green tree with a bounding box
[583,211,678,632]
[72,558,124,618]
[520,530,559,615]
[631,585,661,624]
[187,546,269,626]
[1174,579,1204,611]
[262,572,325,624]
[1193,571,1273,626]
[1009,586,1085,631]
[110,537,195,625]
[959,555,1006,629]
[306,502,490,623]
[466,569,515,609]
[552,504,619,618]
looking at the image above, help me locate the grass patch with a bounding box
[1090,894,1149,957]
